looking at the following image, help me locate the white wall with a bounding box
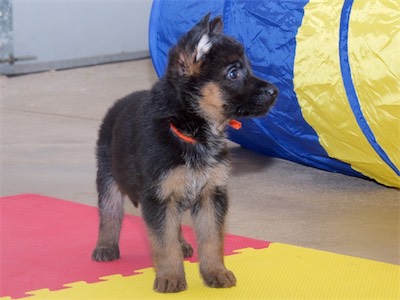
[1,0,153,75]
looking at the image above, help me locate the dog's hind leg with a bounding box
[92,174,124,262]
[192,186,236,288]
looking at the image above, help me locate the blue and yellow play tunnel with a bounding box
[149,0,400,188]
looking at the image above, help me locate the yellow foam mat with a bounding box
[5,243,398,299]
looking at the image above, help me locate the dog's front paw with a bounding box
[202,269,236,288]
[153,276,187,293]
[92,246,120,261]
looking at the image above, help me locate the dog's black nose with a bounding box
[261,84,278,99]
[267,88,277,96]
[255,84,278,109]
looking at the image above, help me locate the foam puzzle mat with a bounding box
[1,194,398,299]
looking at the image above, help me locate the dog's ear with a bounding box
[209,16,223,34]
[168,13,222,77]
[196,12,212,33]
[195,33,212,62]
[193,14,224,62]
[194,15,223,62]
[192,13,223,34]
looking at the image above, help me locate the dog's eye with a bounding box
[227,68,239,80]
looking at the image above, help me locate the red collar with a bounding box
[228,119,242,130]
[169,122,197,144]
[169,120,242,145]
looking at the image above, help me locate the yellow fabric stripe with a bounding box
[348,0,400,176]
[294,0,399,187]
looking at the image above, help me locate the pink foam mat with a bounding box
[0,194,269,299]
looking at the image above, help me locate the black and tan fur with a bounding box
[92,13,278,293]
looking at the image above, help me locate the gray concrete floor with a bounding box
[1,59,399,265]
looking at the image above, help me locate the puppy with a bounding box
[92,13,278,293]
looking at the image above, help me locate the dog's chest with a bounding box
[158,163,229,204]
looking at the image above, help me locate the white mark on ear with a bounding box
[196,34,212,62]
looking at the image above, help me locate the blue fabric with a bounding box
[149,0,363,178]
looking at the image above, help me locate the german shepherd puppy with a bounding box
[92,13,278,293]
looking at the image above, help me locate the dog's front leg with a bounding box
[142,199,187,293]
[193,186,236,288]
